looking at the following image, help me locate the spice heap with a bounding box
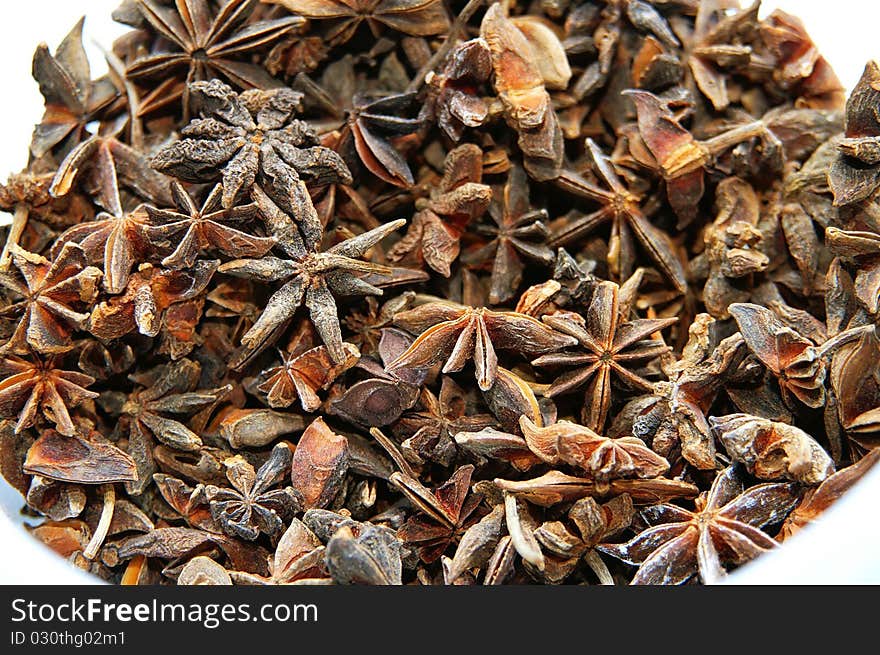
[1,0,878,586]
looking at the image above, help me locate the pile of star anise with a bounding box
[1,0,878,586]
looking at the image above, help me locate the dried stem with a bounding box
[0,204,28,270]
[700,121,767,156]
[584,550,614,585]
[83,484,116,561]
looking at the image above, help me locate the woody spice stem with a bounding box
[0,204,28,269]
[83,484,115,561]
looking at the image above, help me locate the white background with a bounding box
[0,1,878,583]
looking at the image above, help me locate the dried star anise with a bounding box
[219,191,405,367]
[267,0,450,46]
[152,79,352,235]
[3,0,880,589]
[519,416,669,482]
[551,141,687,292]
[393,375,495,467]
[29,18,118,158]
[0,243,101,354]
[532,281,675,431]
[257,341,359,411]
[387,300,578,391]
[598,466,800,584]
[388,143,492,276]
[0,353,97,437]
[205,442,301,541]
[143,182,276,269]
[127,0,301,119]
[462,163,553,305]
[395,464,483,563]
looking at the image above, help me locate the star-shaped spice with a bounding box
[386,300,578,391]
[388,143,491,276]
[550,140,687,292]
[229,518,328,584]
[127,0,301,119]
[0,171,90,268]
[88,261,217,342]
[0,243,101,355]
[598,466,799,585]
[205,442,301,541]
[257,342,360,411]
[51,136,173,294]
[532,281,675,431]
[628,314,745,470]
[114,357,231,493]
[345,92,423,188]
[729,303,826,408]
[29,18,118,158]
[828,61,880,206]
[152,79,352,242]
[219,188,405,368]
[463,162,553,304]
[0,353,97,436]
[519,416,669,482]
[425,38,492,143]
[393,375,496,467]
[267,0,450,46]
[143,182,276,269]
[394,464,483,563]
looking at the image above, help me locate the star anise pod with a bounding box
[828,61,880,206]
[0,171,90,268]
[463,163,553,304]
[424,38,492,142]
[229,517,328,584]
[387,300,578,391]
[394,464,483,563]
[127,0,301,119]
[0,243,101,355]
[550,140,687,292]
[219,188,405,368]
[729,303,826,409]
[50,136,174,294]
[393,375,496,467]
[143,181,276,269]
[88,261,217,343]
[29,18,118,158]
[519,416,669,482]
[710,413,835,485]
[480,3,563,181]
[151,79,352,239]
[114,357,231,493]
[205,442,301,541]
[778,449,880,542]
[532,281,675,432]
[257,341,359,411]
[698,177,770,318]
[625,314,746,470]
[387,143,492,276]
[0,353,97,437]
[344,91,423,188]
[529,494,635,585]
[267,0,450,46]
[598,466,800,584]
